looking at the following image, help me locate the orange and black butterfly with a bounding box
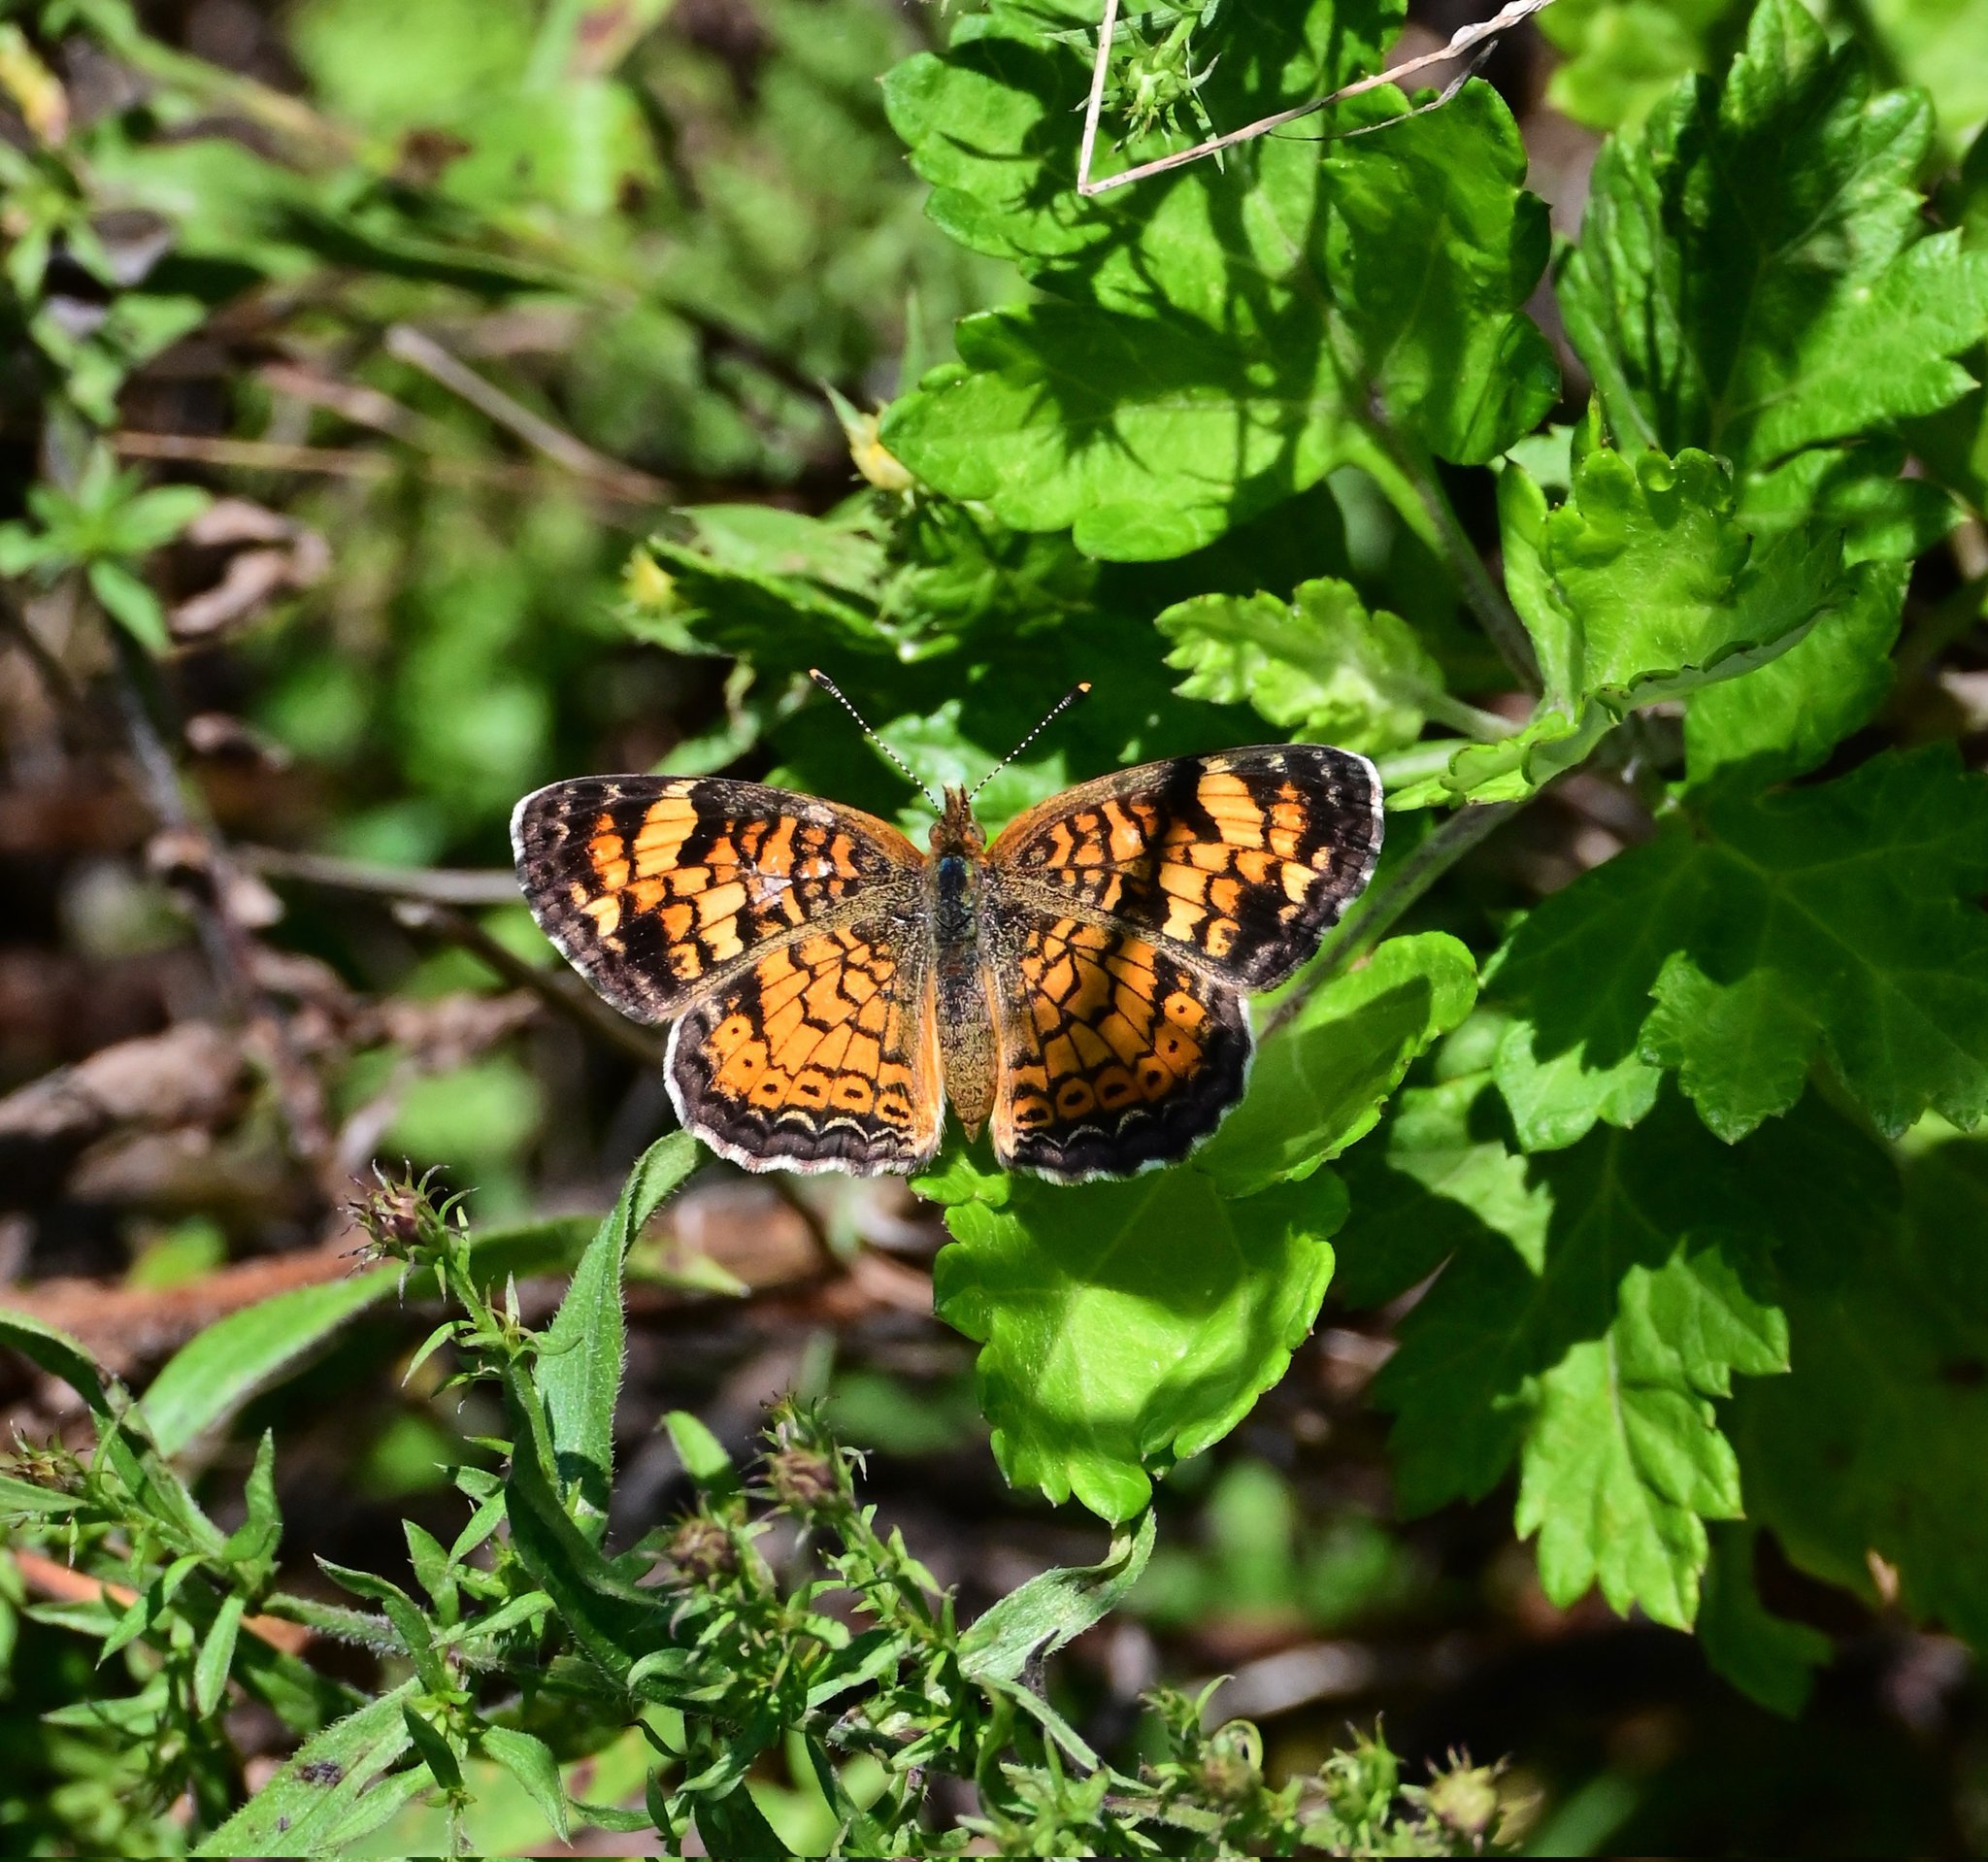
[512,677,1381,1180]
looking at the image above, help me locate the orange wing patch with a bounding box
[988,747,1380,990]
[513,775,921,1024]
[667,917,944,1176]
[986,908,1251,1180]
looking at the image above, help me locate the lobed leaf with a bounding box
[1560,0,1988,520]
[1341,1082,1892,1625]
[1734,1131,1988,1650]
[1495,747,1988,1148]
[1156,577,1453,756]
[925,935,1472,1518]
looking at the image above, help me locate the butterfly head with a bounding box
[931,786,986,858]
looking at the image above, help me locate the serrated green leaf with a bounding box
[1156,577,1455,755]
[881,1,1559,557]
[1316,80,1557,463]
[1697,1523,1831,1715]
[885,302,1361,561]
[1514,1235,1786,1627]
[1493,748,1988,1147]
[1198,933,1479,1196]
[1561,0,1988,511]
[924,934,1469,1518]
[932,1165,1342,1520]
[1683,560,1908,788]
[1732,1130,1988,1648]
[1399,447,1853,809]
[1343,1086,1888,1626]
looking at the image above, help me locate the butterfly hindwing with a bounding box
[984,908,1250,1180]
[667,914,944,1176]
[979,746,1381,1177]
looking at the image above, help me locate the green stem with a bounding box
[1365,416,1541,693]
[1260,799,1518,1039]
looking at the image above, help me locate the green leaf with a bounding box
[1540,0,1748,133]
[401,1705,464,1793]
[195,1677,421,1856]
[924,933,1468,1518]
[1683,560,1909,789]
[884,304,1359,561]
[140,1269,399,1459]
[0,1308,112,1415]
[959,1509,1156,1685]
[1513,1233,1785,1626]
[1493,748,1988,1147]
[220,1430,282,1576]
[193,1593,246,1718]
[1156,577,1458,755]
[882,0,1394,292]
[479,1726,571,1843]
[1560,0,1988,491]
[1697,1523,1830,1716]
[932,1166,1342,1520]
[881,3,1558,557]
[663,1409,742,1505]
[1343,1085,1889,1627]
[107,482,212,555]
[1398,448,1853,810]
[535,1131,699,1539]
[1733,1130,1988,1648]
[1316,80,1557,463]
[499,1363,679,1687]
[87,560,171,653]
[1198,933,1479,1197]
[694,1780,794,1860]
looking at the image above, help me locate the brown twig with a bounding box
[1076,0,1562,196]
[242,844,521,908]
[389,898,669,1071]
[382,324,671,506]
[12,1548,314,1656]
[108,629,332,1168]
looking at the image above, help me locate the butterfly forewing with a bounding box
[978,747,1381,1176]
[985,746,1381,990]
[511,775,923,1023]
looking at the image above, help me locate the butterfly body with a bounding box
[513,745,1380,1181]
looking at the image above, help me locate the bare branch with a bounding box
[1076,0,1561,197]
[383,323,671,506]
[390,898,669,1072]
[242,844,522,908]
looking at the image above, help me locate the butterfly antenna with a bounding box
[969,682,1092,801]
[809,669,942,810]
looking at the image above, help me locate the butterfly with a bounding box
[512,675,1381,1181]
